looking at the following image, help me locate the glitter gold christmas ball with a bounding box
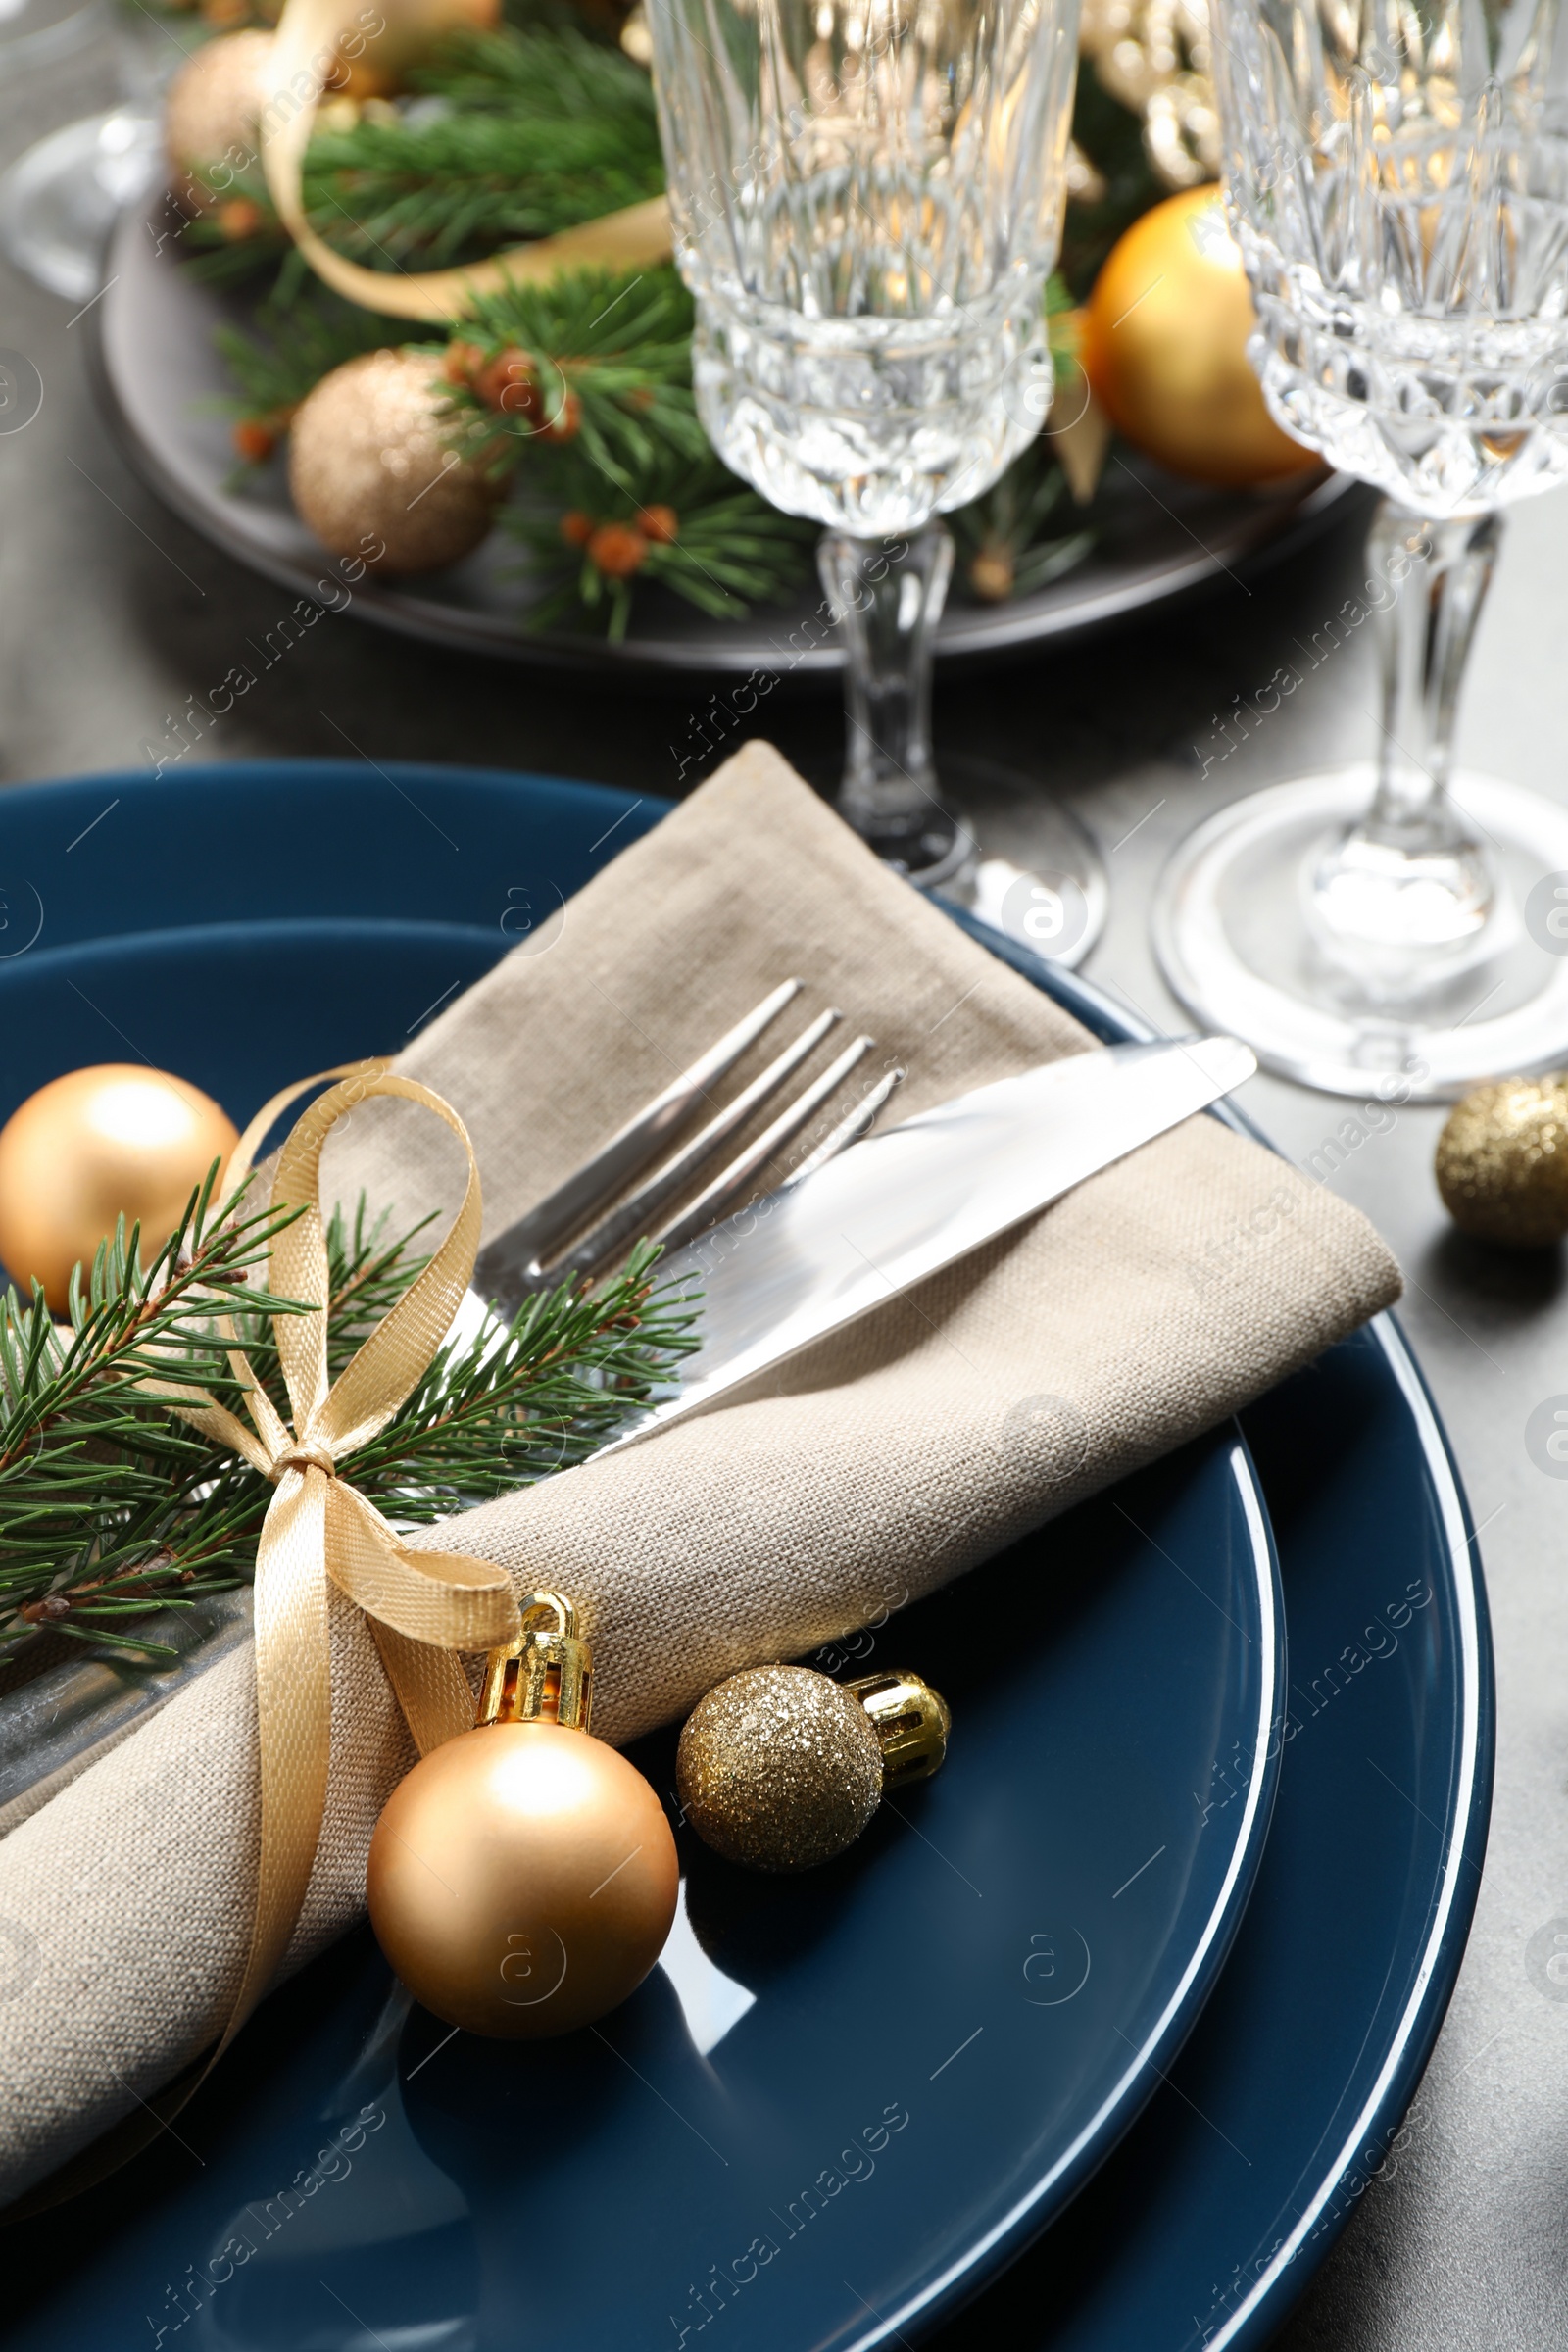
[677,1664,886,1873]
[1435,1075,1568,1247]
[1082,187,1320,488]
[0,1064,238,1311]
[289,349,501,576]
[368,1720,679,2037]
[164,29,273,214]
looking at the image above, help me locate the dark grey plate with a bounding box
[89,200,1368,678]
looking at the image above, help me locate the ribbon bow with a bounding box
[156,1061,521,2053]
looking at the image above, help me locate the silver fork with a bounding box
[471,981,904,1321]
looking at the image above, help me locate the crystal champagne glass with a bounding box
[1154,0,1568,1096]
[644,0,1106,963]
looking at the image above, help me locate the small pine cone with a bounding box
[560,510,595,547]
[474,348,540,417]
[233,416,277,464]
[637,503,678,544]
[215,196,266,241]
[587,522,650,579]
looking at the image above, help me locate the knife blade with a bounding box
[466,1034,1252,1459]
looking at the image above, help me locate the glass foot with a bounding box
[1154,767,1568,1099]
[857,801,975,889]
[929,756,1108,971]
[1304,820,1496,979]
[0,108,160,301]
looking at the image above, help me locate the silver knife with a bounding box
[453,1035,1256,1454]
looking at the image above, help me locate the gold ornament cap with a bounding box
[477,1592,592,1732]
[846,1670,952,1790]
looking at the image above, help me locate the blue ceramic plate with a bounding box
[0,767,1490,2352]
[0,764,1282,2352]
[928,932,1494,2352]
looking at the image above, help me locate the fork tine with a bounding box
[652,1034,875,1256]
[474,978,802,1285]
[778,1064,905,1190]
[541,1007,842,1287]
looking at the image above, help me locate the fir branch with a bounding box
[455,265,708,490]
[407,23,648,106]
[211,289,403,425]
[505,453,816,638]
[0,1170,313,1652]
[350,1237,697,1515]
[0,1194,698,1658]
[300,95,662,270]
[183,25,661,280]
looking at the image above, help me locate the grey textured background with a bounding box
[3,94,1567,2349]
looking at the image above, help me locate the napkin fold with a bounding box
[0,744,1399,2204]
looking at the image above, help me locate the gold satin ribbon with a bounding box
[146,1059,522,2060]
[261,0,673,322]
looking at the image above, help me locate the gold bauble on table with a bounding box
[289,349,502,574]
[368,1596,678,2037]
[0,1064,238,1311]
[1082,186,1320,488]
[1435,1076,1568,1247]
[676,1663,952,1872]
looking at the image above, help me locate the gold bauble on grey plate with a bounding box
[289,349,502,576]
[1435,1075,1568,1247]
[676,1663,952,1872]
[164,30,273,214]
[0,1063,238,1311]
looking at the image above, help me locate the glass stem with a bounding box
[817,522,968,883]
[1305,499,1502,991]
[1360,501,1502,855]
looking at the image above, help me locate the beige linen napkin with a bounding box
[0,744,1399,2204]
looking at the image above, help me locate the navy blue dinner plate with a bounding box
[0,765,1490,2352]
[0,764,1280,2345]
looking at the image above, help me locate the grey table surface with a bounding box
[3,120,1568,2352]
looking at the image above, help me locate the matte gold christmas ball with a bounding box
[0,1064,238,1310]
[164,29,273,213]
[1082,187,1320,487]
[289,349,501,575]
[368,1721,679,2037]
[1435,1075,1568,1246]
[677,1664,885,1872]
